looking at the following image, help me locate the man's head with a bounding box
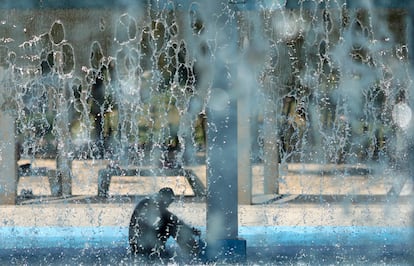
[157,187,175,208]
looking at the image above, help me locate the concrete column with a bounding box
[263,96,279,195]
[262,61,281,195]
[238,88,252,204]
[262,40,290,195]
[55,82,72,196]
[0,113,16,204]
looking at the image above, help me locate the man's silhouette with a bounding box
[129,187,201,260]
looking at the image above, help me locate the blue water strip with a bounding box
[0,226,412,250]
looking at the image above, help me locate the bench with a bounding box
[18,164,63,197]
[97,167,206,198]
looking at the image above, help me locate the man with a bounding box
[129,187,201,260]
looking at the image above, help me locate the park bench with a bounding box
[97,166,206,198]
[18,164,63,197]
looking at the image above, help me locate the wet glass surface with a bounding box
[0,0,413,264]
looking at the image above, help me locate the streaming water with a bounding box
[0,0,412,264]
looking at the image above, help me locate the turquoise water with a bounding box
[1,226,412,264]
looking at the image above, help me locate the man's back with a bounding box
[129,196,165,255]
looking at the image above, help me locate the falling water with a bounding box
[0,0,412,264]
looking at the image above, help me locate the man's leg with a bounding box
[164,212,200,255]
[130,222,162,255]
[175,224,200,256]
[158,211,200,258]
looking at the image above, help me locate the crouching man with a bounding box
[129,187,201,261]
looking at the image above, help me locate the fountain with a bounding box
[0,0,413,264]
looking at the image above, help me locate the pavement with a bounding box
[1,159,413,264]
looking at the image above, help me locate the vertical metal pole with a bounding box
[0,112,17,204]
[205,1,246,261]
[237,14,253,205]
[206,66,238,239]
[206,63,246,261]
